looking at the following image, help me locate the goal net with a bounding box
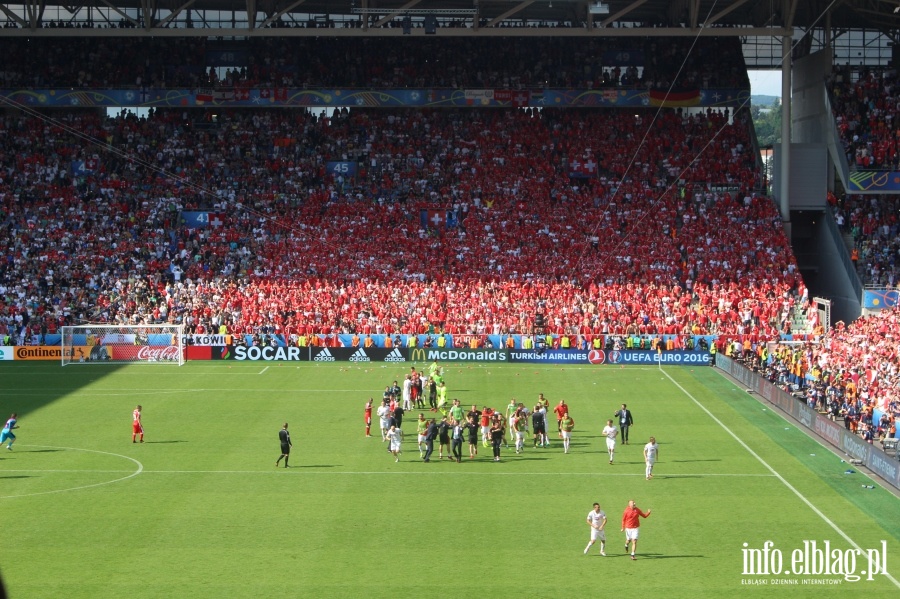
[60,324,185,366]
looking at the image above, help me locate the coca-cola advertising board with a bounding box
[110,345,184,361]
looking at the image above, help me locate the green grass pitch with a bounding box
[0,360,898,598]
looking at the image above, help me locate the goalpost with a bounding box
[60,324,185,366]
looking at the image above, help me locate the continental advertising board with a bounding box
[11,346,101,361]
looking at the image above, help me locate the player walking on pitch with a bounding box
[621,500,651,560]
[584,503,608,556]
[560,412,575,453]
[602,419,618,464]
[275,422,292,468]
[364,398,373,438]
[643,436,659,479]
[132,405,143,443]
[386,425,403,462]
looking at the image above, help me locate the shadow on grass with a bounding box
[635,553,707,560]
[1,362,129,423]
[143,440,188,444]
[0,475,33,479]
[297,464,339,468]
[22,449,63,453]
[670,459,721,463]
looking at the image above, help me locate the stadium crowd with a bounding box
[0,104,806,344]
[830,191,900,287]
[0,36,748,91]
[830,67,900,170]
[736,306,900,442]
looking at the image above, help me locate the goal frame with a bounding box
[60,324,185,366]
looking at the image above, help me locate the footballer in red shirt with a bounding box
[364,398,373,438]
[621,500,651,560]
[132,405,144,443]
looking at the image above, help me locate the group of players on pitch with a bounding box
[364,362,660,478]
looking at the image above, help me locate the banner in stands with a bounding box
[0,347,15,360]
[13,346,98,361]
[717,355,900,491]
[326,161,358,178]
[847,170,900,193]
[0,87,748,109]
[181,211,225,228]
[863,289,900,309]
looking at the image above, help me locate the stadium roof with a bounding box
[2,0,900,38]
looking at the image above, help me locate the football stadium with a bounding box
[0,1,899,597]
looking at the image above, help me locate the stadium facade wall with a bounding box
[716,355,900,491]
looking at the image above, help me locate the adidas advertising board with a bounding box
[384,348,406,362]
[316,348,407,362]
[214,346,409,362]
[314,348,336,361]
[348,348,370,362]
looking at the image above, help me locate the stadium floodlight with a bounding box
[589,2,610,15]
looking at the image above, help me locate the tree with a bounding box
[752,97,782,147]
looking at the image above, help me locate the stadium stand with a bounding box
[831,192,900,287]
[0,102,802,342]
[748,308,899,444]
[830,67,900,170]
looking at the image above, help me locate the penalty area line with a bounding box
[661,368,900,590]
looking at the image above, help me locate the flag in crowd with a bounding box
[181,211,225,228]
[420,210,460,230]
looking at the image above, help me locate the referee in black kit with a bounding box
[275,422,293,468]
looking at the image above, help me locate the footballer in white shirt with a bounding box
[643,436,659,479]
[601,419,618,464]
[584,503,608,555]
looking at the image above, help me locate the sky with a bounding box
[749,70,783,97]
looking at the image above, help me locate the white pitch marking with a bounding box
[662,368,900,590]
[0,445,143,499]
[259,366,269,375]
